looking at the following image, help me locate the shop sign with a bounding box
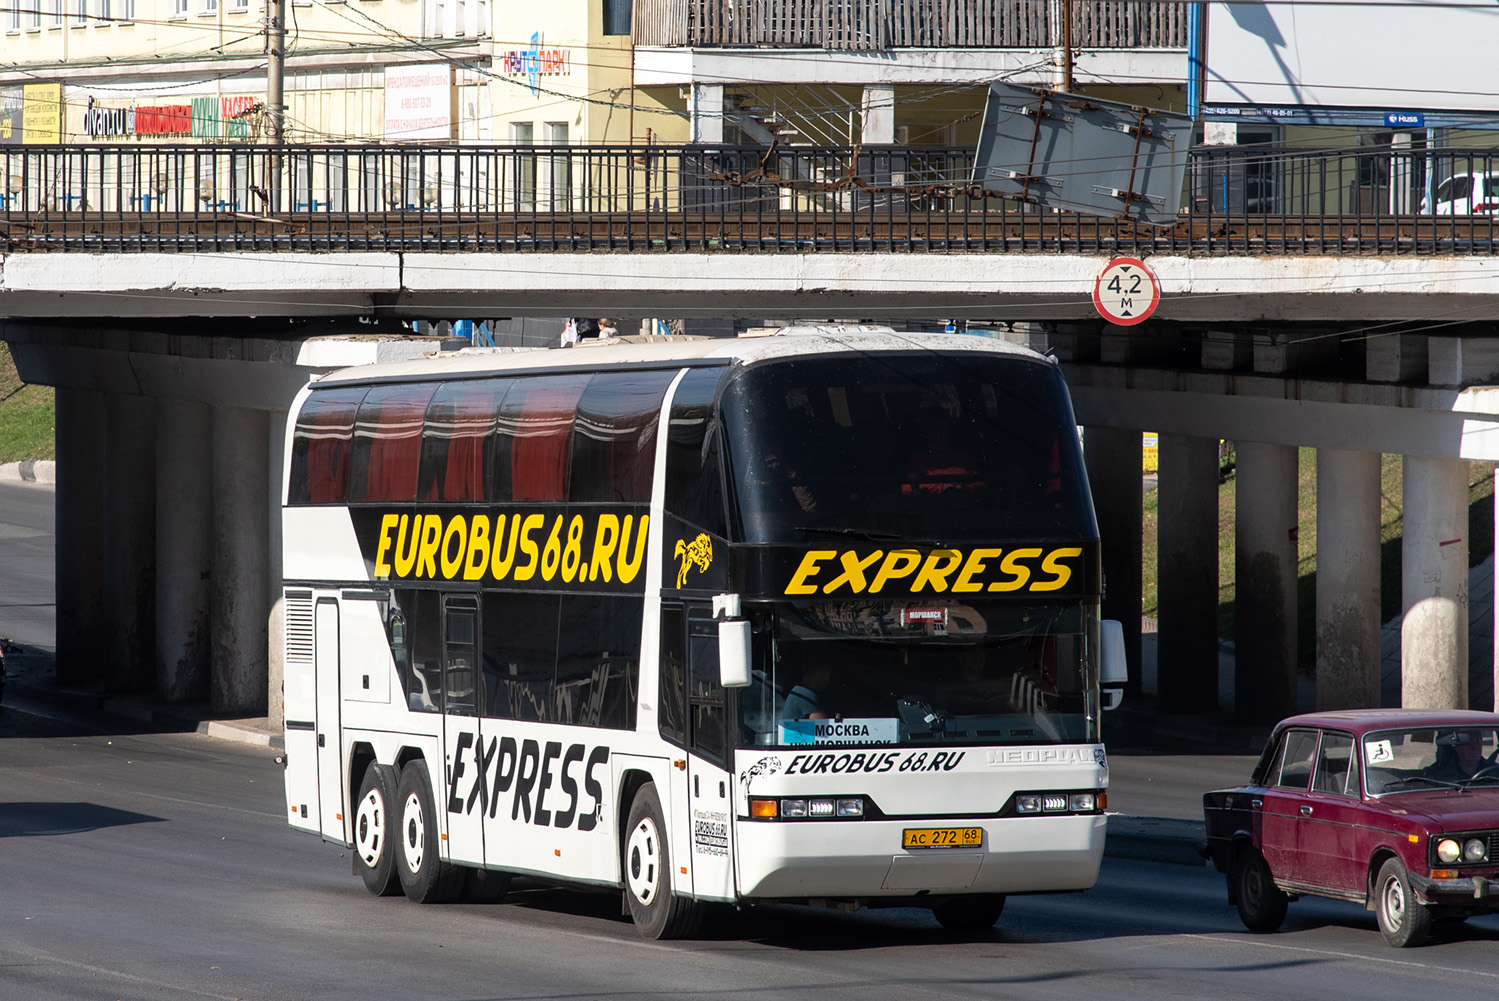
[500,32,570,95]
[22,83,61,144]
[385,64,452,140]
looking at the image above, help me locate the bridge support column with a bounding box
[1157,433,1220,712]
[1316,448,1382,710]
[156,399,212,703]
[266,411,286,730]
[54,387,107,684]
[691,84,724,144]
[1401,454,1469,709]
[211,405,269,715]
[861,86,895,144]
[104,391,156,691]
[1084,426,1142,695]
[1234,441,1299,723]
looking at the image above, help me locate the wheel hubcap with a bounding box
[625,817,660,906]
[1383,875,1406,928]
[402,791,425,874]
[355,787,385,869]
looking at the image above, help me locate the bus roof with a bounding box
[306,327,1050,388]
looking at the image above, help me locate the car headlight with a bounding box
[1437,838,1461,863]
[1465,838,1488,863]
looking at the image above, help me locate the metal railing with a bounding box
[3,142,1499,255]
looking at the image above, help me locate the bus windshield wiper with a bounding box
[792,525,903,541]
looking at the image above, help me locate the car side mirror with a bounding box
[1100,618,1127,710]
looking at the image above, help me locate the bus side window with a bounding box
[480,592,561,723]
[348,383,436,503]
[659,605,686,748]
[288,386,366,504]
[500,374,590,502]
[665,367,729,538]
[570,370,676,503]
[556,594,641,729]
[687,614,726,766]
[418,378,509,502]
[443,597,479,717]
[397,589,442,713]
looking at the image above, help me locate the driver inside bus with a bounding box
[779,661,834,721]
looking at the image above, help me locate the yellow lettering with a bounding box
[617,514,649,584]
[1032,547,1082,591]
[954,548,1002,593]
[491,514,519,580]
[463,516,491,581]
[394,514,419,577]
[869,549,923,593]
[590,515,619,583]
[785,550,837,595]
[823,550,883,594]
[912,550,963,592]
[374,513,399,577]
[990,547,1042,592]
[440,516,467,580]
[513,513,545,581]
[416,515,443,578]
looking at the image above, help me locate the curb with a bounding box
[0,459,56,484]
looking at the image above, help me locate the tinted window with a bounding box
[480,593,559,722]
[688,614,726,765]
[721,353,1093,543]
[555,594,641,728]
[394,588,442,713]
[419,379,510,502]
[444,597,479,716]
[659,605,686,747]
[570,370,676,503]
[665,367,729,536]
[289,386,366,504]
[348,383,436,503]
[501,374,590,501]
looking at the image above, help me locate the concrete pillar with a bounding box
[691,84,724,144]
[211,405,270,715]
[156,399,212,703]
[266,409,286,730]
[1234,441,1299,724]
[1316,449,1382,710]
[1084,426,1143,696]
[1156,433,1220,712]
[1401,455,1469,709]
[103,392,156,692]
[54,387,107,684]
[860,85,895,145]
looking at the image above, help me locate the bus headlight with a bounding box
[1011,790,1104,816]
[749,796,867,820]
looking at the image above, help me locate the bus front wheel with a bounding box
[933,894,1006,934]
[354,763,401,896]
[623,783,702,939]
[395,761,464,904]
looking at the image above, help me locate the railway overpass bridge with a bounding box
[6,140,1499,731]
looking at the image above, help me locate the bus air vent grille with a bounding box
[285,591,314,665]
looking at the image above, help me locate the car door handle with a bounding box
[1300,805,1313,816]
[1250,798,1263,809]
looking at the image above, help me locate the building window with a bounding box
[94,0,108,22]
[71,0,86,25]
[602,0,630,36]
[199,0,216,13]
[230,0,247,10]
[8,1,19,28]
[118,0,131,20]
[171,0,186,14]
[49,0,62,27]
[28,0,42,29]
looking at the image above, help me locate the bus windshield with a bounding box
[738,599,1098,748]
[721,352,1093,543]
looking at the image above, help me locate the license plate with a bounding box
[902,827,983,849]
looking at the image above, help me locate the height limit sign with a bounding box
[1093,257,1160,326]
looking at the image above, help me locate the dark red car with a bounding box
[1202,709,1499,947]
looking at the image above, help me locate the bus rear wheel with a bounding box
[623,783,702,939]
[395,761,464,904]
[933,895,1006,934]
[354,763,402,896]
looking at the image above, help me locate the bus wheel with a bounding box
[354,763,401,896]
[395,761,463,904]
[623,783,702,939]
[461,866,512,904]
[933,894,1006,934]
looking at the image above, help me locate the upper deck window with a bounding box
[419,378,511,502]
[569,370,676,503]
[348,383,437,503]
[288,386,367,504]
[501,374,590,502]
[721,352,1093,544]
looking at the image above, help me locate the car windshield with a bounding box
[1363,725,1499,794]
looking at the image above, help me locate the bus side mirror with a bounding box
[1100,618,1127,711]
[718,619,752,688]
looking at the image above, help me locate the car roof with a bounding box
[1273,708,1499,737]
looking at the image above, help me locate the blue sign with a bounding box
[1385,112,1424,128]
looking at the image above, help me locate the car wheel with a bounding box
[395,761,464,904]
[933,894,1006,934]
[1234,846,1288,932]
[1375,857,1431,947]
[622,782,701,939]
[354,763,402,896]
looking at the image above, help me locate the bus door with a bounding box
[314,597,346,842]
[685,607,735,901]
[441,595,485,866]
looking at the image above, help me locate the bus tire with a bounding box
[354,763,402,896]
[461,866,512,904]
[933,894,1006,933]
[395,761,463,904]
[623,783,701,939]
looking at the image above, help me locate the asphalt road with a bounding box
[5,695,1499,1001]
[0,479,54,651]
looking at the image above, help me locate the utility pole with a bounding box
[265,0,285,144]
[1050,0,1074,92]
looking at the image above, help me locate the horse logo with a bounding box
[674,533,713,588]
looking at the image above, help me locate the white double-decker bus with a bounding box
[280,326,1127,938]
